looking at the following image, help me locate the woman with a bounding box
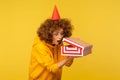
[29,5,81,80]
[29,18,77,80]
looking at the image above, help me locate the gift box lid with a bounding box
[62,37,93,49]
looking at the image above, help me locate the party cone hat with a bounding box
[51,5,60,20]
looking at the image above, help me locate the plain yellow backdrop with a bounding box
[0,0,120,80]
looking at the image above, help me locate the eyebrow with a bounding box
[53,29,63,34]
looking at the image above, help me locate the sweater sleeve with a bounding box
[33,43,59,73]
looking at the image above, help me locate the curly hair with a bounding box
[37,18,73,44]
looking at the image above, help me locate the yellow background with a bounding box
[0,0,120,80]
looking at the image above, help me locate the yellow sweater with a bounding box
[29,36,73,80]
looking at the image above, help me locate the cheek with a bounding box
[55,37,58,40]
[53,36,57,41]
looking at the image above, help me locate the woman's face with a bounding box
[52,28,64,45]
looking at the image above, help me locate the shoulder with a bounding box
[32,35,49,50]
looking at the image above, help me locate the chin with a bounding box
[55,42,59,45]
[55,43,59,45]
[53,42,60,45]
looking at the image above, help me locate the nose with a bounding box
[58,34,63,40]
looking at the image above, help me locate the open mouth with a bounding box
[57,39,62,44]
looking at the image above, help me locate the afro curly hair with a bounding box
[37,18,73,44]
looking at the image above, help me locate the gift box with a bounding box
[61,37,93,56]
